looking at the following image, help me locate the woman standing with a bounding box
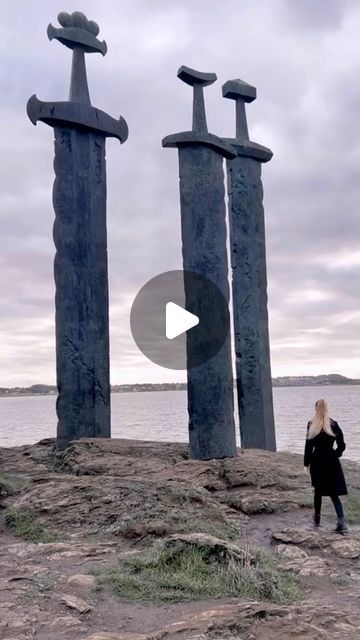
[304,398,348,533]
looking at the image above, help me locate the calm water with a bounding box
[0,386,360,461]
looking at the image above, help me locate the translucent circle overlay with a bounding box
[130,270,230,370]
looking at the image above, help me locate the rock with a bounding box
[330,539,360,559]
[53,438,189,477]
[85,634,145,640]
[83,600,357,639]
[49,439,329,516]
[48,615,82,629]
[6,541,71,558]
[61,594,93,613]
[275,544,308,560]
[333,621,360,634]
[223,489,312,514]
[0,612,38,632]
[274,543,337,577]
[5,540,118,561]
[0,601,16,609]
[67,574,96,590]
[51,439,309,492]
[9,475,237,542]
[85,635,145,640]
[0,439,56,477]
[273,528,360,559]
[2,438,358,528]
[272,528,327,548]
[280,556,337,578]
[161,532,253,565]
[2,439,360,640]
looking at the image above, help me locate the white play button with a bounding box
[166,302,199,340]
[131,271,230,369]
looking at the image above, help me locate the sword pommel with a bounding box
[222,79,256,103]
[47,12,107,56]
[178,66,217,88]
[222,79,257,143]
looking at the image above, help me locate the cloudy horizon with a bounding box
[1,0,360,387]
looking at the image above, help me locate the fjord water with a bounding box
[1,385,360,462]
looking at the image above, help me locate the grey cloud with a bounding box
[280,0,349,31]
[1,0,360,384]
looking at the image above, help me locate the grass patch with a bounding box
[344,494,360,524]
[331,575,349,588]
[5,509,55,543]
[94,540,299,604]
[321,493,360,524]
[0,473,25,497]
[166,514,238,541]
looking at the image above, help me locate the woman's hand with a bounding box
[303,466,309,475]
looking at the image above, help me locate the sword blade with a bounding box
[53,126,110,449]
[178,145,236,460]
[227,155,276,450]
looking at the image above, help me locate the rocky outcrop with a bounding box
[2,438,359,516]
[82,600,360,640]
[8,475,238,542]
[275,544,338,577]
[0,438,56,477]
[1,438,360,639]
[272,527,360,558]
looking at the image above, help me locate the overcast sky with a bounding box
[1,0,360,386]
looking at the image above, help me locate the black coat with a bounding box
[304,419,348,496]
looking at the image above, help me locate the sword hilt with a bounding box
[162,65,235,159]
[178,66,217,134]
[222,79,256,142]
[48,12,107,104]
[27,12,128,144]
[222,78,272,162]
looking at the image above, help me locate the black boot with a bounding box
[334,518,348,534]
[313,513,321,528]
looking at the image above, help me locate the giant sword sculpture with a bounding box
[223,79,276,450]
[27,12,128,449]
[163,66,237,460]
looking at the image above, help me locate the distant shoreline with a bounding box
[1,377,360,398]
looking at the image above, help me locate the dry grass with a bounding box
[94,538,299,604]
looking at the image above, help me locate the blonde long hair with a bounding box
[307,399,335,439]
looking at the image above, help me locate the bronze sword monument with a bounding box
[223,79,276,450]
[163,66,237,460]
[27,12,128,449]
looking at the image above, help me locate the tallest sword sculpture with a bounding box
[27,12,128,449]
